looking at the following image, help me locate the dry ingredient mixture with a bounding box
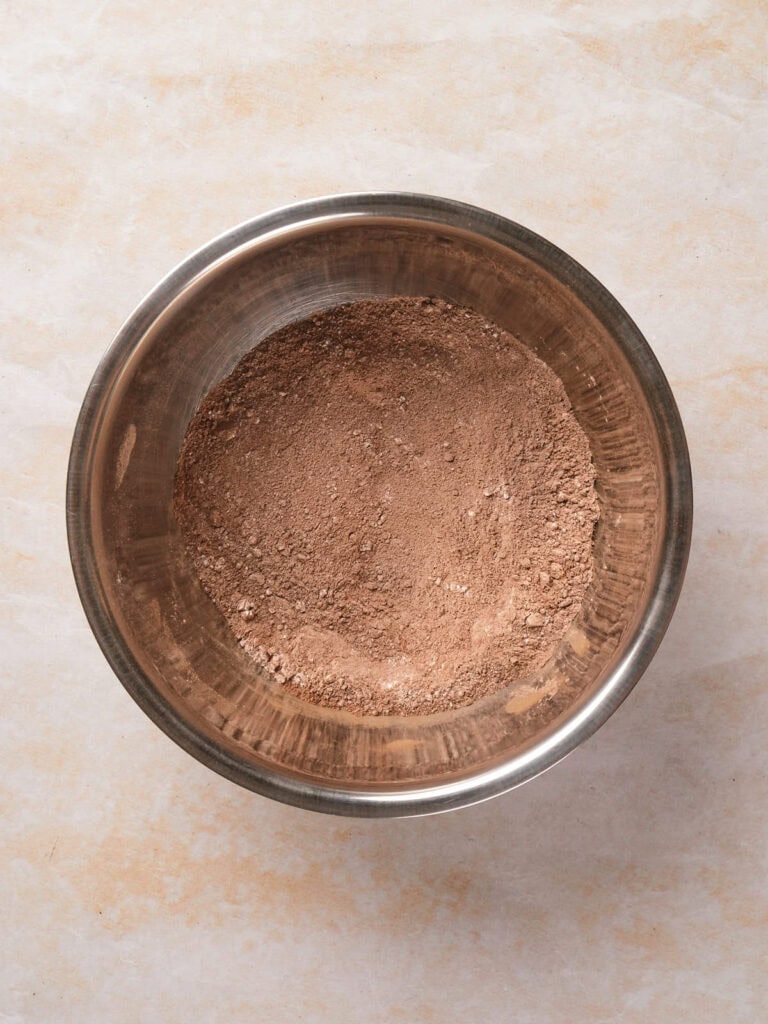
[174,297,599,716]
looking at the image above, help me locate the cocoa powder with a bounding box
[174,297,599,716]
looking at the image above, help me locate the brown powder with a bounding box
[174,297,599,716]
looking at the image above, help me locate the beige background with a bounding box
[2,2,766,1021]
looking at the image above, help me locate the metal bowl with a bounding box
[67,193,692,817]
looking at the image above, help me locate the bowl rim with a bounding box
[66,191,693,817]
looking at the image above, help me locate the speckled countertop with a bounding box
[2,3,766,1021]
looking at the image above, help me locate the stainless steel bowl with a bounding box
[67,193,692,817]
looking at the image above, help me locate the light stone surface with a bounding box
[2,2,766,1021]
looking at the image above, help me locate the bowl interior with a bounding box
[76,209,673,808]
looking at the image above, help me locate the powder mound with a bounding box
[174,297,599,716]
